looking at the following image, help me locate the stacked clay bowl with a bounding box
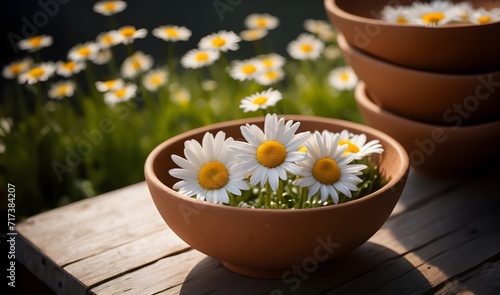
[325,0,500,176]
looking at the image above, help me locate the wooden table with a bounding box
[17,165,500,294]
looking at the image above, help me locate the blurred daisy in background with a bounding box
[152,25,192,42]
[2,58,33,80]
[48,80,76,100]
[180,49,220,69]
[244,13,280,30]
[239,88,282,113]
[118,26,148,44]
[121,51,153,79]
[95,78,125,92]
[198,30,241,52]
[17,62,55,85]
[328,66,358,91]
[56,60,86,77]
[287,33,325,60]
[104,83,137,106]
[142,69,168,92]
[18,35,53,52]
[93,0,127,16]
[68,42,100,62]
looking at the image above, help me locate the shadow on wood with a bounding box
[179,242,431,294]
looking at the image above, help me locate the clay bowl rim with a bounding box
[355,80,500,131]
[337,32,500,80]
[145,115,409,214]
[324,0,500,29]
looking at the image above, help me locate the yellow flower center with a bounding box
[422,12,445,24]
[340,73,349,81]
[253,96,268,105]
[198,162,229,190]
[212,36,226,47]
[57,85,68,96]
[477,16,491,24]
[165,27,179,37]
[114,88,126,98]
[29,36,42,47]
[256,18,268,28]
[11,65,22,75]
[103,34,114,44]
[241,64,257,75]
[151,75,162,85]
[262,59,273,68]
[63,61,76,71]
[265,71,278,79]
[28,67,45,78]
[104,2,116,11]
[299,146,307,153]
[121,27,136,38]
[104,80,116,89]
[338,140,360,155]
[301,44,313,53]
[313,157,340,185]
[256,140,287,168]
[132,60,142,70]
[78,47,91,57]
[196,52,209,62]
[396,16,408,24]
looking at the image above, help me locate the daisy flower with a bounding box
[287,33,325,60]
[448,1,474,22]
[2,57,33,79]
[170,87,191,106]
[239,28,268,41]
[48,80,76,100]
[303,19,332,35]
[169,131,250,204]
[257,53,286,70]
[239,88,282,112]
[293,131,367,204]
[120,51,154,79]
[255,68,285,86]
[380,5,411,24]
[407,0,460,26]
[323,45,341,60]
[244,13,280,30]
[96,30,121,48]
[104,83,137,106]
[198,30,241,52]
[68,42,100,62]
[142,68,168,92]
[328,66,358,91]
[152,25,192,42]
[55,60,86,77]
[470,8,500,24]
[95,78,125,92]
[228,113,310,192]
[228,58,264,81]
[338,130,384,160]
[17,62,55,85]
[180,48,220,69]
[118,26,148,44]
[18,35,53,52]
[93,0,127,16]
[92,48,113,65]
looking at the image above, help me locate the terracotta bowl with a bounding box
[325,0,500,74]
[145,115,409,279]
[355,81,500,177]
[337,33,500,126]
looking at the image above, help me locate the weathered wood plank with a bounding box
[64,228,190,287]
[89,249,207,295]
[17,182,166,267]
[435,258,500,295]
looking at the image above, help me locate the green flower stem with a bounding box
[265,181,272,209]
[297,187,308,209]
[252,39,265,56]
[126,43,135,57]
[167,42,175,77]
[83,62,99,98]
[107,47,119,77]
[14,82,29,117]
[277,179,284,209]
